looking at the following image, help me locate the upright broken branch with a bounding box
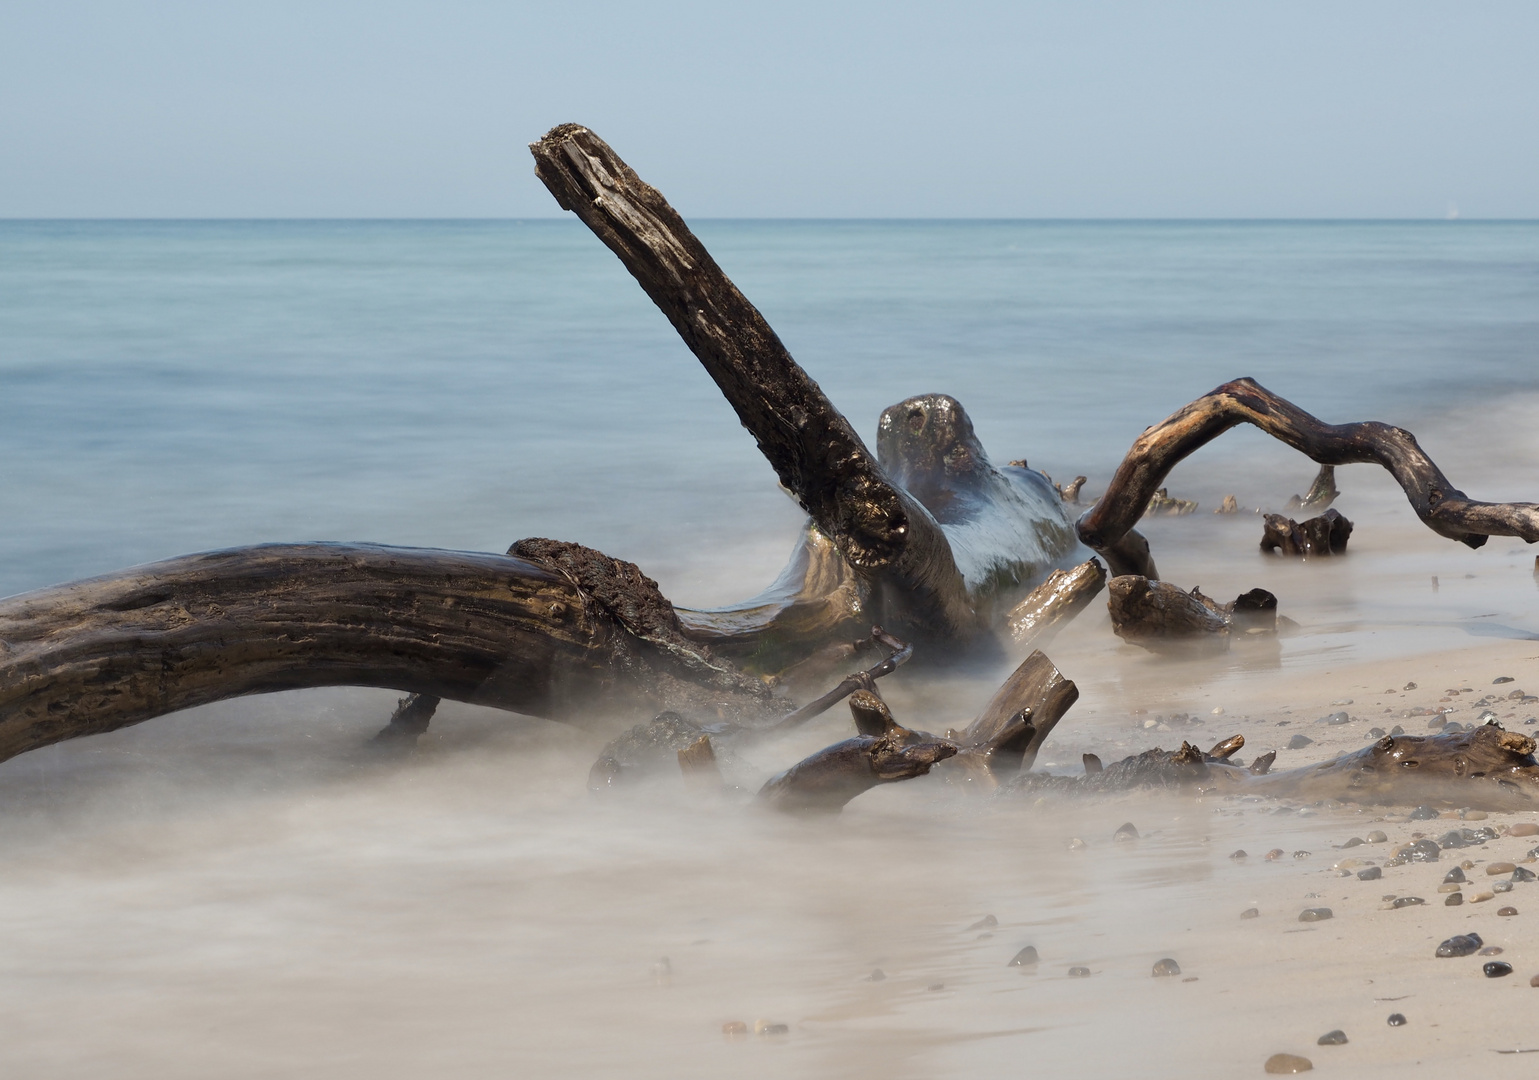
[529,124,979,644]
[1077,377,1539,571]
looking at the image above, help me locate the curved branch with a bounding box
[0,542,788,767]
[529,124,977,642]
[1078,378,1539,566]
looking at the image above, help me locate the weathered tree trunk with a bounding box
[529,124,980,645]
[0,542,790,767]
[1261,509,1353,557]
[1004,558,1107,647]
[1077,377,1539,573]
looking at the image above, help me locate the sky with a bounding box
[1,1,1536,218]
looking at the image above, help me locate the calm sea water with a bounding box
[3,220,1536,601]
[4,220,1539,1079]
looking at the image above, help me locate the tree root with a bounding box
[1261,509,1353,557]
[1106,576,1278,651]
[1077,377,1539,574]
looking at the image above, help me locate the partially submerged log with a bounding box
[0,542,790,769]
[1004,558,1107,647]
[1261,508,1353,557]
[1286,464,1339,513]
[952,649,1079,776]
[1078,378,1539,574]
[1106,576,1278,651]
[757,725,956,814]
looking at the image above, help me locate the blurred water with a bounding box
[3,220,1539,1077]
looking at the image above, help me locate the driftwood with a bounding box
[1261,508,1353,557]
[1077,378,1539,576]
[1106,576,1277,651]
[757,725,957,813]
[1004,558,1107,647]
[1009,723,1539,813]
[1287,464,1339,513]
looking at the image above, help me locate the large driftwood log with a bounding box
[1106,576,1277,651]
[530,124,979,644]
[1261,509,1353,557]
[0,542,791,767]
[1077,378,1539,575]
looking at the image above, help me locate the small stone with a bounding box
[1498,906,1518,916]
[868,968,886,981]
[1531,974,1539,987]
[967,914,998,931]
[1341,837,1365,848]
[754,1020,789,1036]
[1067,837,1087,851]
[1240,907,1259,919]
[1316,1030,1348,1046]
[1392,896,1425,908]
[1113,822,1139,842]
[1495,880,1514,894]
[1008,946,1039,967]
[1463,810,1488,820]
[1436,933,1483,957]
[1387,1013,1407,1026]
[1366,830,1388,843]
[1067,966,1091,978]
[1293,850,1311,859]
[1390,725,1405,735]
[1409,806,1440,821]
[1480,946,1503,955]
[1487,861,1517,875]
[1445,893,1464,906]
[1287,734,1314,749]
[1299,908,1333,922]
[1438,882,1461,893]
[1485,961,1514,978]
[1470,891,1495,903]
[1321,711,1350,726]
[1506,823,1539,837]
[926,982,945,991]
[721,1020,748,1037]
[1405,682,1418,690]
[1358,866,1383,881]
[1402,838,1441,862]
[1231,849,1248,859]
[1152,958,1181,977]
[1495,676,1515,683]
[1444,867,1467,883]
[1368,727,1386,738]
[1266,848,1285,861]
[1212,706,1224,714]
[1512,866,1537,882]
[1264,1053,1313,1073]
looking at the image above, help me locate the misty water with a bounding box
[3,220,1539,1076]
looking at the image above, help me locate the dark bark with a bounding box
[1003,558,1107,647]
[1261,509,1353,557]
[767,626,913,732]
[1077,377,1539,565]
[1106,576,1231,649]
[757,727,957,813]
[529,125,978,643]
[0,542,791,767]
[957,650,1080,775]
[1286,464,1340,513]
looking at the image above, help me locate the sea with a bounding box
[1,220,1538,1078]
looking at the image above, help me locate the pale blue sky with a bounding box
[2,1,1535,218]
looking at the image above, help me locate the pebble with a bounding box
[721,1020,748,1037]
[1367,830,1389,844]
[1387,1013,1407,1026]
[1485,961,1514,978]
[1513,866,1538,882]
[754,1020,789,1036]
[1405,682,1418,690]
[1113,822,1139,842]
[1531,974,1539,987]
[1266,848,1285,861]
[1444,867,1468,883]
[1409,806,1440,821]
[1480,946,1504,955]
[1241,908,1260,919]
[1487,861,1518,875]
[1470,891,1495,903]
[1392,896,1425,908]
[1438,882,1462,893]
[967,914,998,931]
[1507,823,1539,838]
[1068,966,1091,978]
[1358,866,1383,881]
[1341,837,1365,848]
[1495,880,1514,894]
[1499,906,1519,916]
[1321,711,1350,725]
[1389,726,1405,736]
[1436,933,1483,957]
[1316,1030,1348,1046]
[1067,838,1087,852]
[926,982,945,991]
[1495,676,1515,683]
[1231,849,1248,859]
[1008,946,1039,967]
[1286,734,1314,749]
[1264,1053,1313,1073]
[1299,908,1333,922]
[1445,893,1464,906]
[1152,958,1181,977]
[868,968,886,981]
[1402,839,1441,862]
[1293,850,1311,859]
[1369,727,1385,738]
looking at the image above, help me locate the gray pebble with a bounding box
[1317,1029,1348,1045]
[1152,958,1181,977]
[1408,806,1440,821]
[1067,966,1091,978]
[1485,961,1514,978]
[1387,1013,1407,1026]
[1008,946,1039,967]
[1240,908,1259,919]
[1445,893,1464,906]
[1299,908,1333,922]
[966,914,998,931]
[1286,734,1314,749]
[1366,830,1389,843]
[1113,822,1139,842]
[1357,866,1382,881]
[1392,896,1425,908]
[1444,867,1467,883]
